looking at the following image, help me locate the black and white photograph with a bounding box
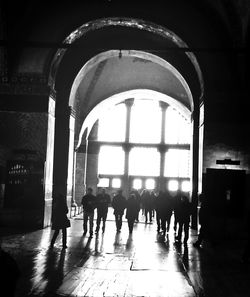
[0,1,250,296]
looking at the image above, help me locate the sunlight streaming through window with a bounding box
[168,180,179,191]
[96,99,191,185]
[98,146,125,174]
[97,178,109,188]
[181,180,191,192]
[165,107,191,144]
[130,100,161,143]
[133,178,142,190]
[164,149,190,177]
[129,147,160,176]
[98,103,126,142]
[145,178,155,190]
[112,178,121,188]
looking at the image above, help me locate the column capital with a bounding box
[159,101,168,110]
[124,98,134,108]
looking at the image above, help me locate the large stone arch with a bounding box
[50,17,204,230]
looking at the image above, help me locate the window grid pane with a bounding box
[168,180,179,191]
[98,104,126,142]
[164,149,190,177]
[112,178,121,188]
[98,146,125,175]
[165,107,190,144]
[130,100,161,143]
[145,178,155,190]
[129,147,160,176]
[97,178,109,188]
[133,178,142,190]
[181,180,191,192]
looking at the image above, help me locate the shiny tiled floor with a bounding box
[1,209,250,297]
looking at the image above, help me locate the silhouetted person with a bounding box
[164,190,174,233]
[150,190,156,219]
[131,189,141,222]
[81,187,96,237]
[173,190,182,232]
[50,192,70,249]
[155,191,163,233]
[142,189,153,223]
[175,195,192,245]
[158,191,173,236]
[193,192,211,248]
[126,193,138,233]
[0,246,20,297]
[242,210,250,263]
[95,188,111,233]
[112,189,127,232]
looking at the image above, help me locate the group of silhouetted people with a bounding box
[48,187,250,266]
[81,187,138,235]
[79,187,194,245]
[154,190,192,244]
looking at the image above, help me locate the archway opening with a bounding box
[74,89,192,203]
[50,17,204,230]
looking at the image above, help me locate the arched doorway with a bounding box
[50,17,203,229]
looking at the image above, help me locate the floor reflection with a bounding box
[2,210,250,297]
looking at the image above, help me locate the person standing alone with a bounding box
[50,192,70,248]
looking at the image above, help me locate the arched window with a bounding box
[96,99,191,189]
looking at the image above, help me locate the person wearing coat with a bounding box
[175,195,192,245]
[50,192,70,249]
[95,188,111,233]
[112,189,127,232]
[81,187,96,237]
[126,193,138,234]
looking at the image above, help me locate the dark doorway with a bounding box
[204,168,247,239]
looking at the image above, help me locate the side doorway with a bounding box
[204,168,247,239]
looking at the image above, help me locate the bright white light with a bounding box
[112,178,121,188]
[165,107,191,144]
[164,149,190,177]
[168,180,179,191]
[129,147,160,176]
[133,179,142,190]
[145,178,155,190]
[98,103,126,142]
[97,178,109,188]
[181,180,191,192]
[130,99,161,143]
[98,146,125,174]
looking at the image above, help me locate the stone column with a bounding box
[43,94,56,227]
[159,102,168,191]
[53,104,75,206]
[190,104,200,230]
[86,121,99,194]
[123,98,134,197]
